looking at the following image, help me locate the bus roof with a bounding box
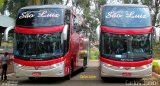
[102,4,148,8]
[20,4,70,10]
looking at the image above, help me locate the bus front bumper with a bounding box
[13,61,65,77]
[100,62,152,78]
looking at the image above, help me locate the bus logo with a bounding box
[34,66,40,70]
[124,67,130,70]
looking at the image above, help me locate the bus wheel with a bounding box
[28,77,35,80]
[82,56,87,72]
[101,77,106,80]
[65,71,71,80]
[65,61,73,80]
[71,60,74,74]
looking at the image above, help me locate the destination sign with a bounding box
[105,11,147,19]
[19,10,60,19]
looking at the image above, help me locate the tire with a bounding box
[28,77,35,80]
[101,77,106,80]
[65,60,74,80]
[82,56,87,72]
[65,72,71,80]
[71,60,74,74]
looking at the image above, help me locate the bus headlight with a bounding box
[102,63,113,67]
[141,65,147,69]
[17,64,23,67]
[141,64,151,69]
[119,67,124,69]
[50,62,64,68]
[107,64,113,67]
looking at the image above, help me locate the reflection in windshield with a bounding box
[102,33,128,58]
[101,33,151,59]
[14,32,63,59]
[132,34,151,54]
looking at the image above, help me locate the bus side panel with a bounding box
[70,33,81,71]
[64,52,72,76]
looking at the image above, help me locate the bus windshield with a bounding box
[102,6,151,28]
[101,33,152,61]
[14,32,63,60]
[16,8,64,27]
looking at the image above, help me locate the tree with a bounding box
[0,0,7,14]
[152,0,160,26]
[0,0,4,13]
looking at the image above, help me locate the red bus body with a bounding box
[13,5,89,79]
[97,4,153,79]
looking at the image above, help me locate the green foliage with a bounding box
[123,0,131,4]
[77,0,90,8]
[153,42,160,59]
[2,0,63,18]
[42,0,62,4]
[98,0,106,5]
[153,57,159,60]
[90,49,99,60]
[0,0,4,12]
[153,61,160,67]
[141,0,152,5]
[10,0,28,18]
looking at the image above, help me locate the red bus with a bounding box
[5,5,89,80]
[96,4,153,79]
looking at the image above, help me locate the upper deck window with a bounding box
[16,8,64,27]
[102,6,151,28]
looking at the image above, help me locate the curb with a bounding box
[152,72,160,79]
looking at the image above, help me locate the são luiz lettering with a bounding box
[19,10,60,19]
[106,11,147,19]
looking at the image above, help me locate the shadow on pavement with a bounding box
[18,77,66,84]
[101,77,144,83]
[72,68,84,77]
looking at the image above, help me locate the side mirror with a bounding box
[96,25,101,40]
[4,26,15,41]
[61,24,68,44]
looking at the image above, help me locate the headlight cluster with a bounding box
[102,62,113,67]
[140,64,151,69]
[17,64,23,67]
[50,62,64,68]
[16,62,64,70]
[102,62,152,70]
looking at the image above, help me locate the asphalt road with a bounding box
[0,67,159,86]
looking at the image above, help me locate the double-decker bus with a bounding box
[5,5,89,80]
[96,4,153,79]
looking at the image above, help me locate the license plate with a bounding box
[122,72,131,76]
[32,72,41,76]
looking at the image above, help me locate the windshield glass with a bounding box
[14,32,63,60]
[16,8,64,27]
[101,33,151,61]
[102,6,151,27]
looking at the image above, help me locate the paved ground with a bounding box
[0,61,159,86]
[0,67,159,86]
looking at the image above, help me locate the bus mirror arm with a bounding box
[61,24,68,44]
[96,25,101,40]
[4,26,15,42]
